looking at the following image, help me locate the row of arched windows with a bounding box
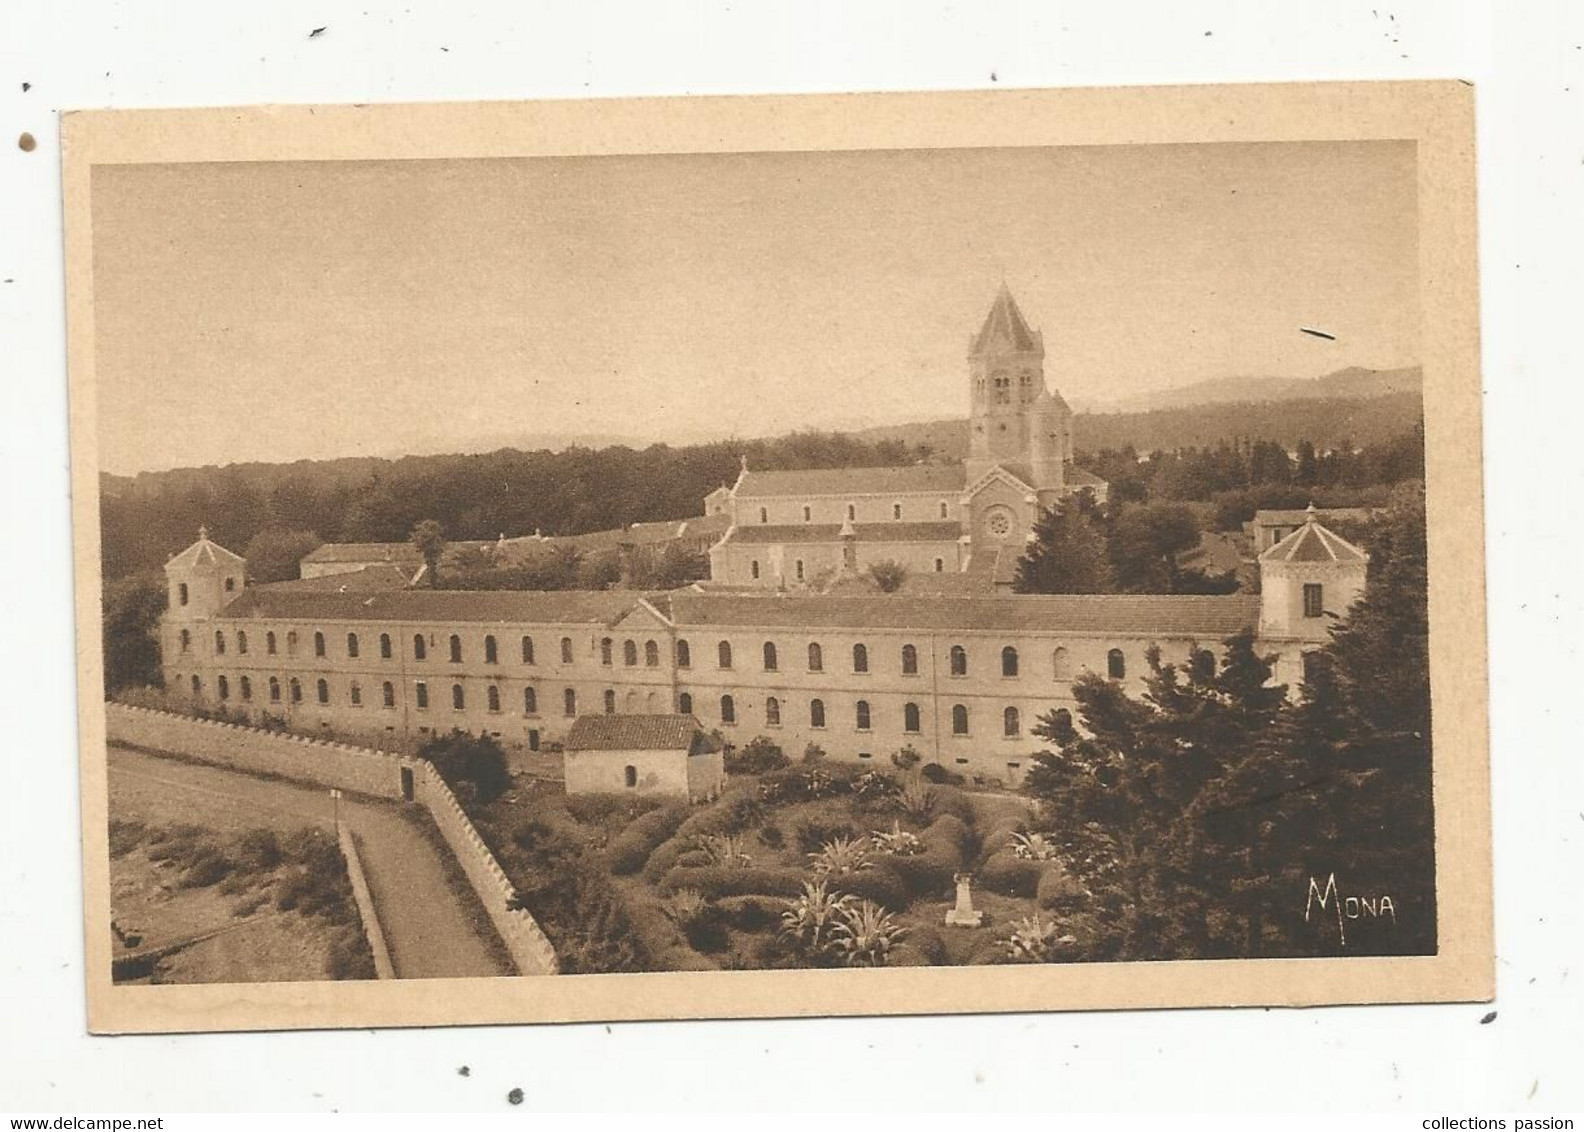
[755,500,956,524]
[599,637,663,667]
[692,694,1027,736]
[675,639,1111,680]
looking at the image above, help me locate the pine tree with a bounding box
[1013,497,1114,594]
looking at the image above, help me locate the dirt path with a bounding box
[108,744,511,980]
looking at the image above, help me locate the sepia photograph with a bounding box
[62,82,1490,1033]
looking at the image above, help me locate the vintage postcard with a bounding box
[63,81,1490,1033]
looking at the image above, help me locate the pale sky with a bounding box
[92,141,1418,474]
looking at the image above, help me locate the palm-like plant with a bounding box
[1011,830,1061,862]
[809,834,874,877]
[830,900,908,967]
[1000,913,1075,963]
[871,820,923,857]
[663,887,710,928]
[898,778,936,820]
[698,833,753,868]
[780,879,853,956]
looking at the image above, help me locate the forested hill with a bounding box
[853,391,1424,461]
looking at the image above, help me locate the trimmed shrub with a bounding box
[658,865,805,899]
[564,792,662,827]
[835,863,909,911]
[606,803,689,875]
[725,736,789,775]
[715,895,780,933]
[921,813,972,860]
[978,852,1043,898]
[793,816,861,855]
[920,762,964,786]
[756,824,785,851]
[887,849,958,902]
[674,848,713,869]
[930,785,978,827]
[1036,866,1088,911]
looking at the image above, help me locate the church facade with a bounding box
[157,507,1366,787]
[707,287,1108,591]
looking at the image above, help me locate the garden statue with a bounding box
[945,872,985,927]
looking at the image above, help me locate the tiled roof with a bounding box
[300,542,424,565]
[736,464,966,499]
[1254,507,1375,526]
[564,714,702,752]
[1066,466,1108,487]
[218,587,645,626]
[165,532,247,572]
[254,564,414,593]
[668,592,1261,637]
[723,521,964,546]
[971,284,1041,355]
[1260,516,1369,564]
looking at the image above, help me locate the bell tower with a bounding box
[965,285,1070,493]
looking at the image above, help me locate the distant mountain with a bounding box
[1093,366,1423,414]
[847,387,1424,460]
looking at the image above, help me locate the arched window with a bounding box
[487,685,501,713]
[1002,646,1019,677]
[604,689,617,715]
[237,630,249,655]
[316,678,330,704]
[766,696,781,726]
[286,630,299,656]
[269,676,281,702]
[217,675,230,701]
[380,633,392,659]
[485,635,498,664]
[795,560,805,581]
[600,638,613,666]
[1107,648,1126,680]
[939,500,949,519]
[178,583,189,606]
[190,674,202,697]
[901,643,918,675]
[449,634,463,663]
[1052,647,1070,680]
[266,631,277,655]
[347,632,360,659]
[645,640,659,666]
[1052,708,1073,736]
[563,688,577,716]
[214,630,226,655]
[383,681,395,708]
[240,676,252,701]
[678,692,693,715]
[852,643,869,673]
[803,505,812,522]
[807,642,823,671]
[225,576,236,592]
[314,631,326,658]
[624,765,638,788]
[179,629,191,653]
[1003,706,1021,736]
[763,641,778,671]
[855,700,871,731]
[415,681,429,709]
[560,637,574,664]
[452,683,465,710]
[350,681,362,706]
[718,640,733,669]
[751,560,760,580]
[676,639,691,668]
[846,503,856,521]
[893,502,902,520]
[935,558,944,572]
[904,702,921,733]
[759,507,769,524]
[623,639,638,666]
[950,645,968,676]
[521,686,537,715]
[952,704,969,734]
[1302,651,1321,685]
[810,699,826,728]
[413,634,427,661]
[720,695,736,724]
[521,636,535,664]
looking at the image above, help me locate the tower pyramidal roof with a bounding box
[970,283,1042,355]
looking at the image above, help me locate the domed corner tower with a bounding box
[1258,504,1370,650]
[964,284,1072,496]
[163,526,248,621]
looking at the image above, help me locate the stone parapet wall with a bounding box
[337,826,395,979]
[104,702,558,976]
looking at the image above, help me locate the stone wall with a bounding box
[337,825,395,979]
[104,703,558,976]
